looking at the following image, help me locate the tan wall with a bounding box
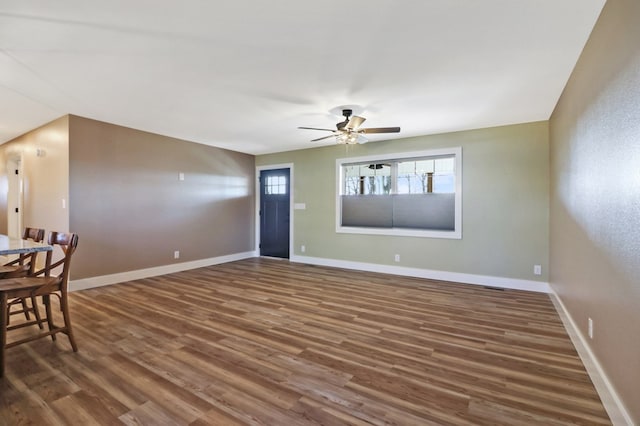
[0,116,70,237]
[549,0,640,422]
[68,115,255,279]
[257,121,549,283]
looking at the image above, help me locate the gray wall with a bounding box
[549,0,640,422]
[68,115,255,279]
[257,121,549,283]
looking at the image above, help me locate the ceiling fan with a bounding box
[298,109,400,144]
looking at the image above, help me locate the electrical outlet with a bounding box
[174,250,180,259]
[534,264,542,275]
[301,245,306,253]
[394,254,400,262]
[588,318,594,339]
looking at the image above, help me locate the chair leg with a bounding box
[60,293,78,352]
[20,298,31,321]
[43,295,57,342]
[30,296,44,330]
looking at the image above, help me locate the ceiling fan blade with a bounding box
[298,126,336,132]
[311,134,339,142]
[346,115,366,130]
[359,126,401,134]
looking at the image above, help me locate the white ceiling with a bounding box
[0,1,605,155]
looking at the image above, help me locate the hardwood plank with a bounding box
[119,400,184,425]
[50,393,104,425]
[189,406,247,426]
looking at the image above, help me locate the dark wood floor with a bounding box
[1,258,610,425]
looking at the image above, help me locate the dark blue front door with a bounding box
[260,168,290,258]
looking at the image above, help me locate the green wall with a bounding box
[257,121,549,283]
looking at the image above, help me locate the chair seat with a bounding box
[0,264,29,275]
[0,277,61,298]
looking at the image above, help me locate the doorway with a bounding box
[6,156,23,239]
[259,168,290,258]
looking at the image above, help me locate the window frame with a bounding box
[335,147,462,239]
[264,175,287,195]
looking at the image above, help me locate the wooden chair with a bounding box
[0,227,46,325]
[0,232,79,377]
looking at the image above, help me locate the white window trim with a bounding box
[335,147,462,239]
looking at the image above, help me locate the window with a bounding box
[336,147,462,239]
[264,175,287,194]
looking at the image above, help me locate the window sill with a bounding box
[336,225,461,239]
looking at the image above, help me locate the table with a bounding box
[0,234,53,256]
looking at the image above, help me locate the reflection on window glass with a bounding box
[342,156,455,195]
[343,163,391,195]
[397,157,454,194]
[265,175,287,194]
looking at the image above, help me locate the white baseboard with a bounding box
[549,289,633,426]
[69,251,257,292]
[72,252,548,294]
[290,255,550,293]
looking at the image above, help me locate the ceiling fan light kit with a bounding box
[336,131,367,145]
[299,108,400,145]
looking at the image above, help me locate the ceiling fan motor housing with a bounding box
[337,109,353,130]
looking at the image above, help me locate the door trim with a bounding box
[255,163,294,257]
[7,154,24,239]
